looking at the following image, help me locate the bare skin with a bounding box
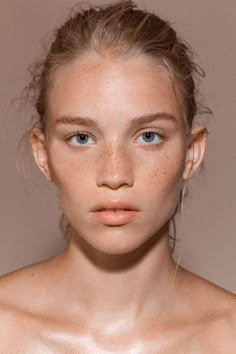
[0,258,235,353]
[0,53,235,353]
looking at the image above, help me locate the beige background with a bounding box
[0,0,235,293]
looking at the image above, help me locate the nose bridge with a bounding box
[96,141,134,189]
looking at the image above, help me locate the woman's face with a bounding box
[37,54,190,254]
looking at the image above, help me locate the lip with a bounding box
[90,200,140,212]
[90,200,140,226]
[92,210,139,225]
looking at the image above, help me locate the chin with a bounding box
[71,225,164,260]
[88,233,146,255]
[93,240,142,256]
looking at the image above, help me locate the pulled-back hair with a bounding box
[23,0,210,250]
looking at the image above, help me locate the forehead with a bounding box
[47,54,181,126]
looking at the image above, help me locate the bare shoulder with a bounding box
[201,288,236,352]
[182,267,236,309]
[0,260,49,311]
[179,267,236,351]
[0,257,60,344]
[0,256,59,307]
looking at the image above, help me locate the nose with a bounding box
[96,143,134,189]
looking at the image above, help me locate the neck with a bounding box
[51,223,181,331]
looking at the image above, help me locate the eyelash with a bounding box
[65,130,166,149]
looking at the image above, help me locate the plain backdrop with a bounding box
[0,0,235,293]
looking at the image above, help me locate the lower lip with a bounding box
[92,210,139,225]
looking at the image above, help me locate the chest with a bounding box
[2,326,222,354]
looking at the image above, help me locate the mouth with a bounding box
[98,208,133,212]
[92,210,139,225]
[91,201,140,212]
[91,201,140,225]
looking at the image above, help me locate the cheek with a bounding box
[150,157,183,180]
[47,148,93,197]
[145,151,185,206]
[47,137,186,205]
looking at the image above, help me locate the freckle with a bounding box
[150,169,158,178]
[31,273,35,277]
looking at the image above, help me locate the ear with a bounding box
[182,125,208,180]
[31,128,52,182]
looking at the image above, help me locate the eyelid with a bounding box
[66,131,95,146]
[135,130,166,144]
[65,129,167,147]
[66,130,93,138]
[66,128,167,137]
[135,128,166,137]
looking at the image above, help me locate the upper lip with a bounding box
[91,200,140,212]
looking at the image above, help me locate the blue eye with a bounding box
[69,133,94,146]
[136,131,162,144]
[67,131,163,148]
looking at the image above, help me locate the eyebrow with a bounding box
[54,112,178,128]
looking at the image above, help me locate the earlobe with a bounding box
[182,126,208,181]
[31,128,52,182]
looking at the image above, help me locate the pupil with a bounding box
[143,132,154,142]
[76,134,88,144]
